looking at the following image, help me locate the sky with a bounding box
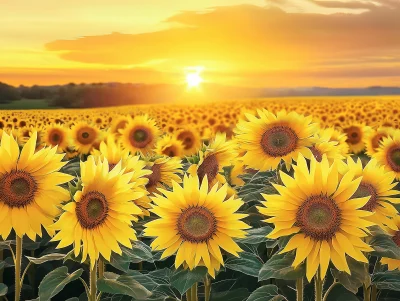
[1,0,399,87]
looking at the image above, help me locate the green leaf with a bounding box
[109,243,153,272]
[26,253,65,264]
[372,270,400,291]
[237,227,273,245]
[246,285,285,301]
[225,252,263,277]
[0,240,13,250]
[170,266,207,295]
[97,274,152,299]
[259,252,305,281]
[38,266,83,301]
[0,283,7,297]
[324,284,359,301]
[211,288,250,301]
[370,234,400,259]
[330,257,370,293]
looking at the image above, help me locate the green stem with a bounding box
[323,280,338,301]
[14,236,22,301]
[190,282,198,301]
[204,276,211,301]
[296,277,304,301]
[371,285,377,301]
[363,284,371,301]
[315,272,323,301]
[89,260,98,301]
[0,249,3,284]
[186,287,192,301]
[98,258,105,279]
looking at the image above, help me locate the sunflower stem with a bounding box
[322,280,338,301]
[89,260,98,301]
[363,284,371,301]
[186,287,192,301]
[296,277,304,301]
[190,282,198,301]
[98,258,105,279]
[314,272,323,301]
[204,276,211,301]
[0,249,3,284]
[14,235,22,301]
[371,285,377,301]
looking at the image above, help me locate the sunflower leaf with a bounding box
[258,252,305,281]
[237,226,273,245]
[170,266,207,295]
[246,285,285,301]
[211,288,250,301]
[109,243,154,272]
[97,274,152,299]
[330,257,369,294]
[372,270,400,291]
[225,252,263,277]
[370,234,400,260]
[38,266,83,301]
[26,253,66,265]
[0,284,7,297]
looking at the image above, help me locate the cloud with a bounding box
[42,3,400,87]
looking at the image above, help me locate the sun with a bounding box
[185,66,204,89]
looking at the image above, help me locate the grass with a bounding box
[0,99,60,110]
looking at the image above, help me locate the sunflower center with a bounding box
[260,126,298,157]
[162,146,177,157]
[146,164,162,189]
[345,126,362,145]
[0,171,37,208]
[393,231,400,247]
[352,182,378,211]
[77,127,96,145]
[371,133,386,151]
[309,146,323,162]
[387,147,400,172]
[197,154,219,183]
[108,163,117,171]
[129,127,152,148]
[177,207,216,243]
[177,131,195,150]
[76,191,108,229]
[295,195,341,240]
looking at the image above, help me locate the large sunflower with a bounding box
[71,122,100,155]
[52,156,145,268]
[380,216,400,270]
[0,132,72,240]
[374,130,400,179]
[343,157,400,231]
[364,127,395,157]
[119,115,160,155]
[144,174,250,277]
[188,133,237,187]
[258,154,375,281]
[234,110,317,171]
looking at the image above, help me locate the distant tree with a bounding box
[0,82,21,103]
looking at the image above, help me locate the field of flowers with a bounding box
[1,96,400,301]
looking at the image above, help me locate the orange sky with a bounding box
[1,0,399,87]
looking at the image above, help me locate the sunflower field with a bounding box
[1,96,400,301]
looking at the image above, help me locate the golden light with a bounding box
[185,66,204,89]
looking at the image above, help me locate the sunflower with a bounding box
[144,174,250,277]
[234,110,317,171]
[188,133,237,187]
[0,132,72,240]
[258,154,375,281]
[343,123,371,154]
[119,115,160,155]
[71,122,100,155]
[110,115,130,135]
[308,134,346,165]
[51,156,145,268]
[380,216,400,270]
[343,157,400,231]
[230,158,246,187]
[364,127,395,157]
[42,124,70,152]
[154,135,184,158]
[316,127,349,157]
[374,130,400,180]
[175,128,202,156]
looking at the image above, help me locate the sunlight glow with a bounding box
[185,67,204,89]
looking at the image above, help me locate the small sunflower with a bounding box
[374,130,400,179]
[119,115,160,155]
[344,157,400,231]
[259,154,374,281]
[42,124,70,152]
[154,135,184,158]
[308,134,346,163]
[71,122,100,155]
[52,156,145,268]
[110,115,130,135]
[380,216,400,270]
[364,127,396,157]
[175,128,202,156]
[234,110,317,171]
[315,127,349,156]
[144,174,250,277]
[0,132,73,240]
[343,123,371,154]
[188,133,237,187]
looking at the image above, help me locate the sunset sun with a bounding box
[185,67,204,89]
